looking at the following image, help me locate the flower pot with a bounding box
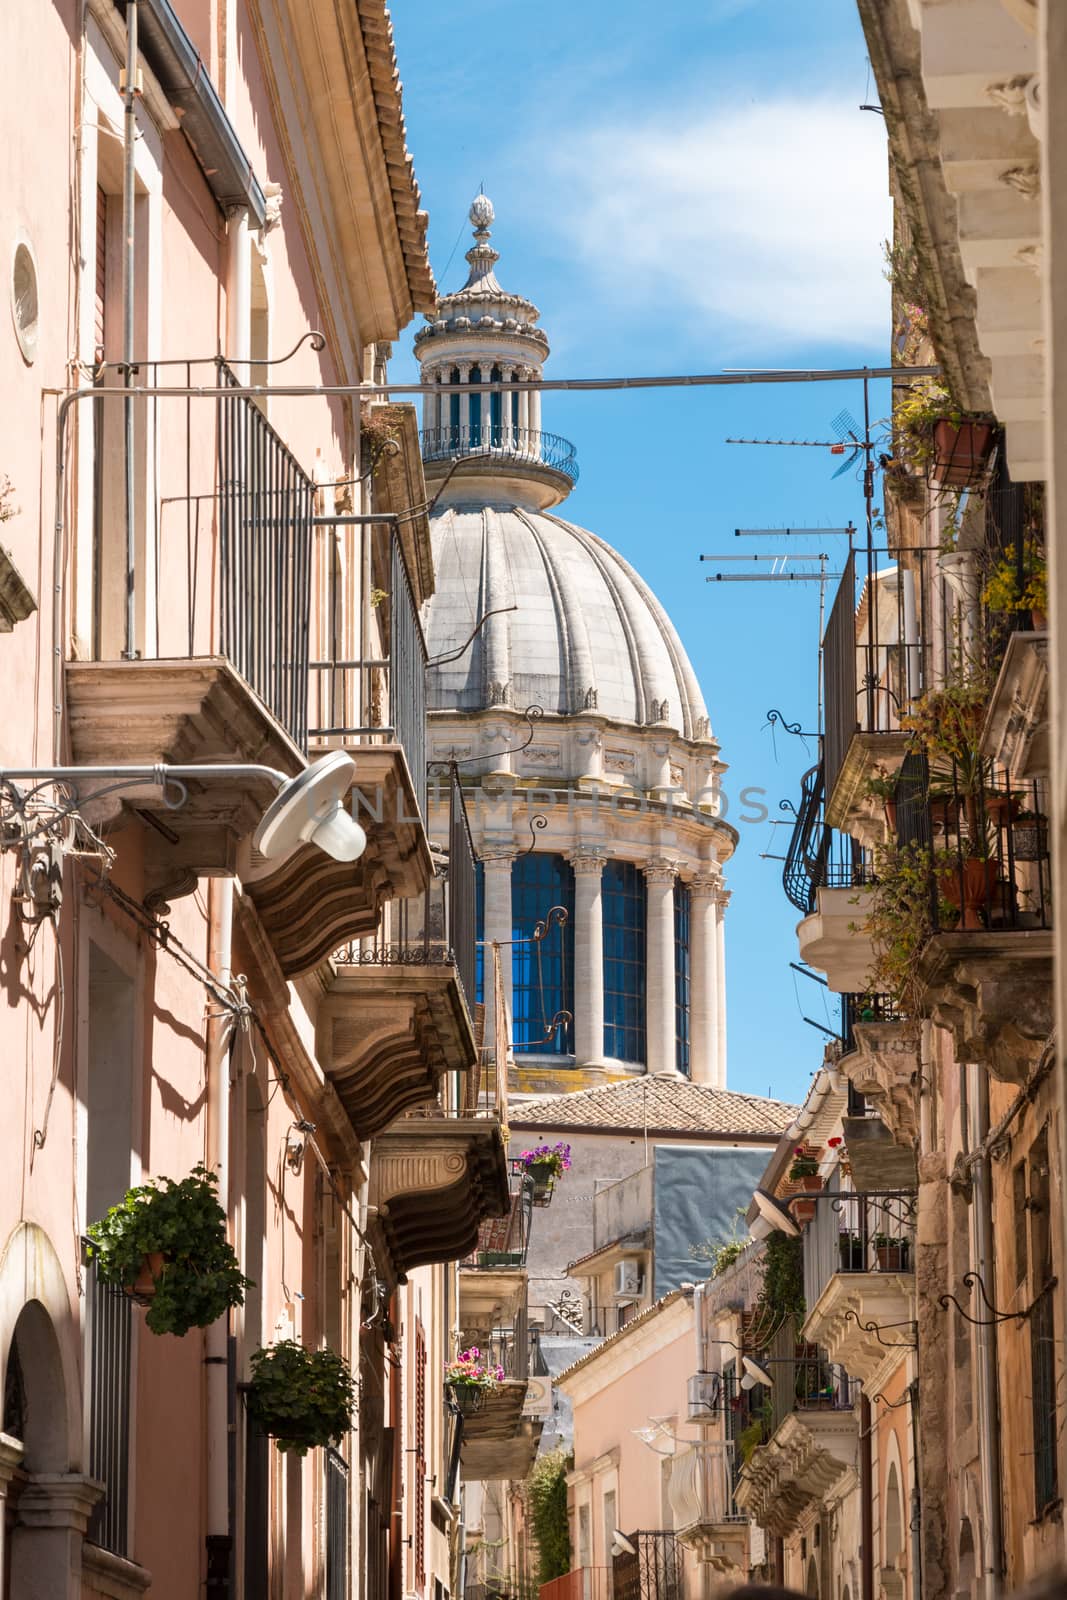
[792,1199,817,1224]
[875,1242,909,1273]
[1031,607,1048,631]
[1012,817,1049,862]
[930,419,996,488]
[447,1382,486,1417]
[941,858,999,929]
[129,1251,166,1304]
[800,1174,823,1193]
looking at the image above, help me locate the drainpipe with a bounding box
[969,1065,1003,1597]
[121,0,139,660]
[206,875,235,1598]
[226,209,251,372]
[860,1394,874,1600]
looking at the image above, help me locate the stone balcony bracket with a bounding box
[825,732,914,845]
[460,1409,543,1482]
[980,630,1048,779]
[735,1410,859,1538]
[803,1275,916,1392]
[369,1117,509,1285]
[796,886,874,994]
[458,1266,529,1332]
[919,930,1053,1085]
[845,1022,921,1147]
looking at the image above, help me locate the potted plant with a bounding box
[788,1150,822,1192]
[520,1142,571,1204]
[891,380,995,486]
[873,1234,910,1273]
[86,1165,251,1337]
[982,538,1047,630]
[246,1340,356,1455]
[862,772,900,832]
[838,1231,866,1272]
[445,1347,504,1416]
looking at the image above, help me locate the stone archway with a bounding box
[806,1553,820,1597]
[0,1223,99,1600]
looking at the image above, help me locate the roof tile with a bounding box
[510,1077,798,1136]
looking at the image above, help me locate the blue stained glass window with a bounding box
[469,366,482,446]
[675,882,691,1076]
[490,366,503,444]
[603,861,646,1064]
[511,853,574,1055]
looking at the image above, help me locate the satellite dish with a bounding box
[742,1355,774,1388]
[253,751,366,863]
[611,1531,637,1559]
[751,1188,801,1239]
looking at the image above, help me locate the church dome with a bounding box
[424,501,712,740]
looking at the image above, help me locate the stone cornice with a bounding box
[919,930,1053,1084]
[736,1409,859,1537]
[803,1273,916,1390]
[845,1023,920,1146]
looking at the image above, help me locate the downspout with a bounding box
[121,0,139,660]
[970,1065,1003,1597]
[860,1394,874,1600]
[226,209,251,373]
[206,876,235,1598]
[909,1385,923,1600]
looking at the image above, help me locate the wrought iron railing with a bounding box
[85,1256,132,1555]
[782,761,869,915]
[841,992,902,1055]
[308,524,428,820]
[217,361,314,750]
[540,1570,614,1600]
[462,1159,534,1268]
[479,1304,531,1382]
[803,1188,917,1312]
[325,1447,349,1600]
[668,1440,744,1529]
[612,1532,683,1600]
[419,425,579,484]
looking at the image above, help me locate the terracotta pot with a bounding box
[800,1174,823,1193]
[1031,608,1048,631]
[930,419,996,488]
[941,858,999,930]
[792,1199,816,1224]
[130,1250,165,1302]
[883,799,898,833]
[875,1242,909,1273]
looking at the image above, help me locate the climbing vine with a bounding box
[527,1449,572,1584]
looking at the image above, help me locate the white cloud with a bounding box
[532,96,891,350]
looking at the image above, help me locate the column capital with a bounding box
[715,887,733,909]
[481,848,515,867]
[568,847,607,875]
[644,856,679,885]
[687,871,722,899]
[15,1472,105,1533]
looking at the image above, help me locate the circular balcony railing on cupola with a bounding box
[419,424,579,509]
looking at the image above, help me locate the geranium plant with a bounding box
[247,1340,356,1456]
[520,1143,572,1180]
[444,1347,504,1391]
[86,1164,251,1338]
[788,1150,819,1181]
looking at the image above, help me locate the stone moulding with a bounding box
[317,965,477,1138]
[980,629,1049,778]
[370,1118,509,1283]
[803,1274,915,1390]
[735,1410,859,1538]
[919,929,1053,1085]
[825,732,913,843]
[846,1022,921,1145]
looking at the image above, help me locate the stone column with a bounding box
[458,362,471,439]
[482,851,514,1049]
[644,858,678,1075]
[530,369,542,436]
[0,1433,23,1583]
[517,366,531,439]
[687,873,721,1087]
[497,365,511,445]
[715,887,730,1085]
[569,850,605,1066]
[11,1471,104,1600]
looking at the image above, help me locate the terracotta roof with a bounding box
[355,0,436,312]
[510,1078,798,1138]
[554,1289,689,1384]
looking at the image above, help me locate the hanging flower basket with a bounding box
[86,1165,251,1337]
[246,1341,357,1456]
[447,1382,488,1417]
[929,418,996,488]
[445,1348,503,1415]
[520,1143,571,1204]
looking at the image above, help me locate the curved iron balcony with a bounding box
[419,425,579,485]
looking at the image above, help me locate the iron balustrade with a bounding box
[841,992,902,1056]
[217,361,314,749]
[462,1159,534,1268]
[669,1440,745,1527]
[803,1188,917,1313]
[612,1532,683,1600]
[478,1305,531,1382]
[539,1570,614,1600]
[419,425,579,484]
[325,1447,350,1600]
[85,1255,132,1555]
[782,761,868,915]
[309,524,428,821]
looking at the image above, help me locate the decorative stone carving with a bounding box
[980,630,1048,778]
[262,181,284,232]
[370,1118,509,1284]
[487,680,511,706]
[644,856,678,885]
[804,1276,915,1390]
[846,1023,920,1146]
[1000,162,1040,199]
[0,544,36,630]
[919,931,1053,1085]
[568,848,607,875]
[735,1411,859,1538]
[604,751,635,775]
[688,871,721,899]
[985,74,1034,115]
[525,745,561,766]
[583,687,598,710]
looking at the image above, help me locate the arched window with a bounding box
[674,882,690,1075]
[449,368,460,440]
[468,365,482,446]
[603,861,646,1063]
[489,365,503,445]
[511,853,574,1054]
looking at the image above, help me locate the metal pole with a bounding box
[122,0,139,660]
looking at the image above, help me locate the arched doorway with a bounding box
[806,1553,820,1597]
[882,1461,906,1599]
[5,1299,83,1597]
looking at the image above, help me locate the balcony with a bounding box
[316,774,477,1136]
[611,1531,684,1600]
[839,998,919,1152]
[369,1113,509,1288]
[784,762,874,996]
[801,1190,916,1388]
[667,1442,747,1574]
[458,1312,542,1481]
[540,1571,613,1600]
[734,1346,859,1539]
[459,1162,534,1330]
[419,424,578,508]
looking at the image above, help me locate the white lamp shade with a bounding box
[752,1188,800,1239]
[253,752,364,863]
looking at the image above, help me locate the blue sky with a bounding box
[391,0,892,1104]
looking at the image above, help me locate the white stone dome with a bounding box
[423,501,712,740]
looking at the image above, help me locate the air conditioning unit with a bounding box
[613,1259,643,1301]
[687,1371,724,1420]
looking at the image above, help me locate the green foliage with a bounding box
[687,1207,749,1277]
[858,841,953,1016]
[86,1165,251,1337]
[738,1418,765,1466]
[756,1232,805,1333]
[527,1450,572,1584]
[247,1341,357,1456]
[891,379,960,465]
[982,539,1047,617]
